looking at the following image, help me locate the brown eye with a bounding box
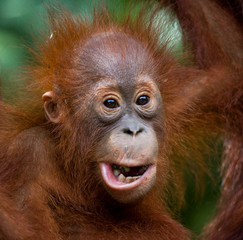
[136,95,150,106]
[104,99,119,109]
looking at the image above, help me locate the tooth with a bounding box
[126,177,134,183]
[113,169,120,177]
[125,176,140,183]
[118,174,126,182]
[133,176,141,181]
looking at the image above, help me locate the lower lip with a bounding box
[99,162,155,191]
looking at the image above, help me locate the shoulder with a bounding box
[11,127,53,150]
[1,127,55,167]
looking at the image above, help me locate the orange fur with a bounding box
[0,0,242,239]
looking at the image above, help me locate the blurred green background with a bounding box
[0,0,221,237]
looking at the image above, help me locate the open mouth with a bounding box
[112,164,149,183]
[100,162,155,191]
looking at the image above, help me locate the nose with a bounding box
[122,124,144,137]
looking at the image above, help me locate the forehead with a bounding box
[79,32,151,88]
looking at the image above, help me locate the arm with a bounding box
[163,0,243,238]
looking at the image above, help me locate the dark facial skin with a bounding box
[43,32,163,204]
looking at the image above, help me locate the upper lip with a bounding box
[103,156,155,168]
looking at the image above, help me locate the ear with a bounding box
[42,91,62,124]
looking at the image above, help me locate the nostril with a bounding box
[123,128,132,135]
[123,127,144,136]
[137,128,143,134]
